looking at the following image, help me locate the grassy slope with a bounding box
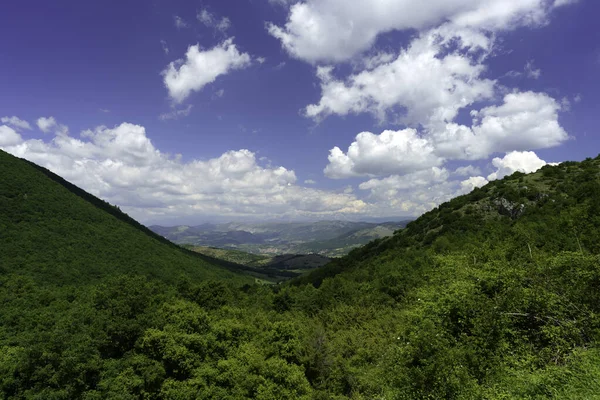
[0,150,250,285]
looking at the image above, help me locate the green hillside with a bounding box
[3,151,600,399]
[0,150,249,285]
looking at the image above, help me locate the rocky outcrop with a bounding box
[494,197,526,219]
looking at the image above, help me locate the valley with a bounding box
[3,149,600,398]
[151,220,409,257]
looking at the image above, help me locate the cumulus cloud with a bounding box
[163,39,252,103]
[323,89,567,215]
[324,129,443,179]
[0,125,23,146]
[36,116,69,136]
[197,9,231,32]
[305,27,495,125]
[268,0,565,63]
[1,116,31,130]
[358,167,460,215]
[433,91,569,160]
[283,0,573,217]
[37,116,56,132]
[359,167,450,193]
[325,91,567,180]
[460,176,489,193]
[0,122,366,223]
[487,151,548,181]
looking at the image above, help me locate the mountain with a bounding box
[286,155,600,397]
[0,149,249,285]
[3,152,600,399]
[150,220,410,257]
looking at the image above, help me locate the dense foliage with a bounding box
[2,150,600,399]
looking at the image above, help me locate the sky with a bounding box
[1,0,599,225]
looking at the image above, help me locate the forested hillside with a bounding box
[2,151,600,399]
[0,150,249,285]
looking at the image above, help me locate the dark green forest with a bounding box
[2,149,600,399]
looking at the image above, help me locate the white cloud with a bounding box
[359,167,450,193]
[37,116,55,132]
[323,90,567,215]
[268,0,565,63]
[326,90,567,179]
[163,39,252,103]
[273,0,573,219]
[324,129,443,179]
[0,125,23,146]
[487,151,548,181]
[197,9,231,32]
[433,91,568,160]
[525,60,541,79]
[174,15,188,29]
[36,116,69,136]
[1,116,31,130]
[0,122,366,223]
[460,176,488,193]
[358,167,460,215]
[357,52,395,71]
[215,89,225,98]
[256,57,266,64]
[159,105,193,121]
[304,179,316,185]
[305,27,495,125]
[454,165,482,176]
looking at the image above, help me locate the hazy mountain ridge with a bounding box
[150,220,410,256]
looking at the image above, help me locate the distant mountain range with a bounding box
[150,220,411,257]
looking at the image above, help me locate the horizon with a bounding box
[2,0,598,225]
[146,216,415,228]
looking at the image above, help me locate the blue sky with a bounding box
[1,0,598,224]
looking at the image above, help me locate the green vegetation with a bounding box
[183,246,273,267]
[3,149,600,399]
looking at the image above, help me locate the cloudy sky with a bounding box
[1,0,598,224]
